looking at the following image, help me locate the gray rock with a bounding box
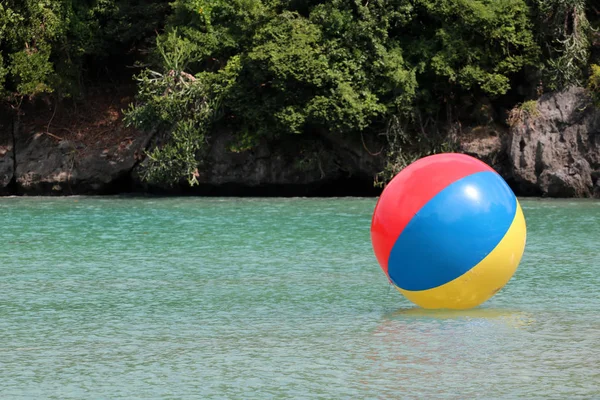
[204,129,382,191]
[0,117,14,194]
[507,87,600,198]
[134,129,384,195]
[458,124,509,177]
[4,86,599,198]
[14,129,153,195]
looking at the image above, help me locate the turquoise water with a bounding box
[1,197,599,399]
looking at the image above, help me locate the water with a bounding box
[0,197,598,399]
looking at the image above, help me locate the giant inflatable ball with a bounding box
[371,153,527,309]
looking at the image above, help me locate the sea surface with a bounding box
[0,196,598,399]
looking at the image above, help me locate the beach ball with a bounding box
[370,153,526,309]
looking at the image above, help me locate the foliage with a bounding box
[0,0,68,99]
[507,99,540,126]
[403,0,540,98]
[588,64,600,106]
[3,0,599,188]
[128,0,543,185]
[529,0,593,91]
[520,99,540,116]
[0,0,169,102]
[124,35,241,186]
[375,113,458,187]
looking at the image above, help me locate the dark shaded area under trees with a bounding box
[1,0,599,194]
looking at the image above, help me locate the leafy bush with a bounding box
[529,0,593,91]
[0,0,169,101]
[588,64,600,105]
[128,0,542,186]
[3,0,597,188]
[507,99,540,126]
[124,35,241,186]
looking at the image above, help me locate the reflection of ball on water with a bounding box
[371,153,527,310]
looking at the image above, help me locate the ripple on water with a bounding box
[0,197,599,399]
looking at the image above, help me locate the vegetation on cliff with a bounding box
[1,0,599,187]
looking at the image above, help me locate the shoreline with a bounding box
[2,88,599,200]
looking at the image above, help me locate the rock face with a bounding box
[460,87,600,198]
[0,116,14,194]
[1,86,599,198]
[6,126,153,195]
[135,130,384,196]
[458,124,510,178]
[508,87,600,198]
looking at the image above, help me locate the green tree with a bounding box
[401,0,539,111]
[0,0,169,102]
[127,0,542,186]
[529,0,594,91]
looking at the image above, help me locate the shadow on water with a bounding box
[358,307,538,397]
[380,306,537,329]
[386,306,526,319]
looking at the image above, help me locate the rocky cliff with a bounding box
[0,117,15,195]
[0,114,383,197]
[1,87,599,198]
[461,87,600,198]
[0,116,152,196]
[170,130,383,196]
[508,87,600,198]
